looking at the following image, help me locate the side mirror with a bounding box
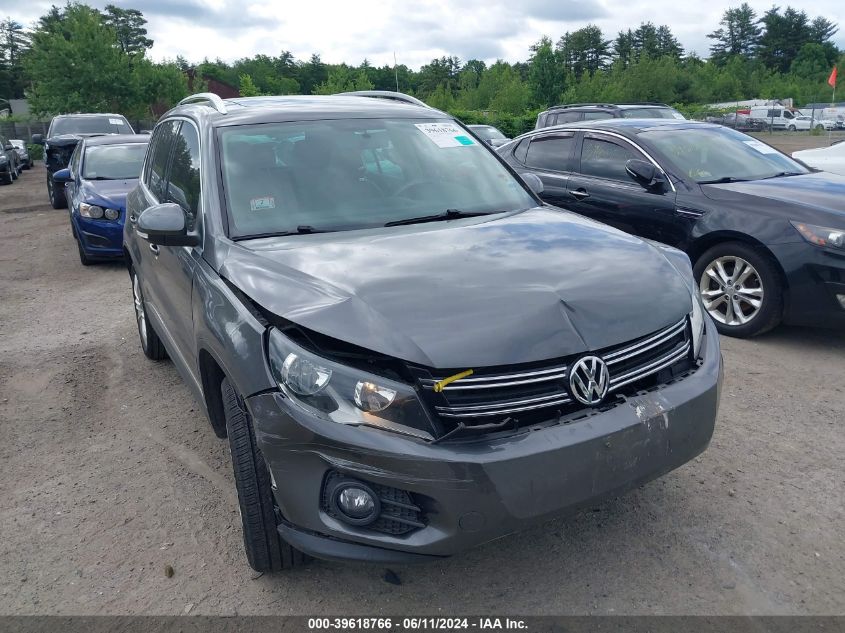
[31,134,44,145]
[137,203,199,247]
[53,168,72,183]
[626,159,666,191]
[521,172,545,195]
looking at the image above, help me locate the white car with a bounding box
[789,116,836,131]
[793,141,845,176]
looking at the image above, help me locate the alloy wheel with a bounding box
[132,274,148,349]
[699,256,764,326]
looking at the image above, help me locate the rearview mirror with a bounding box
[626,159,666,191]
[137,203,199,247]
[52,168,71,183]
[521,172,545,195]
[31,134,44,145]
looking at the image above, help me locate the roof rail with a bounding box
[178,92,228,114]
[336,90,430,108]
[546,103,617,110]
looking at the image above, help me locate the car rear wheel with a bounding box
[131,268,167,360]
[47,175,67,209]
[787,124,796,131]
[694,242,783,338]
[222,377,308,572]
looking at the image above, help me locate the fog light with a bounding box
[331,481,380,526]
[837,294,845,310]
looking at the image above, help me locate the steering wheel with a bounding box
[394,178,440,198]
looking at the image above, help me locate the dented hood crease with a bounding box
[220,208,692,368]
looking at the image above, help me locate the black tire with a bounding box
[48,174,67,209]
[222,377,307,572]
[77,236,94,266]
[11,165,17,180]
[0,168,10,185]
[130,268,167,360]
[787,124,796,132]
[694,241,783,338]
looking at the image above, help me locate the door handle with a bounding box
[149,243,160,256]
[570,189,590,200]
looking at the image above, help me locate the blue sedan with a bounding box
[53,134,149,265]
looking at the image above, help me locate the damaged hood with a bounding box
[79,178,138,212]
[221,208,693,368]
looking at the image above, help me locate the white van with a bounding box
[749,106,798,129]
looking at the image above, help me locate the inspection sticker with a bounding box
[415,122,477,148]
[250,196,275,211]
[109,118,125,125]
[743,139,778,154]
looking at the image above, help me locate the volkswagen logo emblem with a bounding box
[569,356,610,406]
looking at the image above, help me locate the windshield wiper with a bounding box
[761,171,804,179]
[385,209,492,227]
[232,225,335,241]
[699,176,751,184]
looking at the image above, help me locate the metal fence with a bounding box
[0,120,49,141]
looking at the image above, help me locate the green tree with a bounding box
[0,18,30,98]
[25,4,138,116]
[707,3,761,65]
[557,25,611,79]
[528,36,563,107]
[758,6,812,73]
[238,73,262,97]
[102,5,152,55]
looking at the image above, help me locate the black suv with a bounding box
[32,113,134,208]
[535,103,685,129]
[0,133,22,185]
[125,92,721,570]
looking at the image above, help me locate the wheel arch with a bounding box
[688,230,790,304]
[198,347,229,439]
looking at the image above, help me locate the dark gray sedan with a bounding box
[124,93,721,571]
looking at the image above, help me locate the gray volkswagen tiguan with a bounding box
[125,92,722,571]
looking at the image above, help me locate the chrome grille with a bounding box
[421,316,690,424]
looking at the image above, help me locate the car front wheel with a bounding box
[694,242,783,338]
[222,377,308,572]
[47,175,67,209]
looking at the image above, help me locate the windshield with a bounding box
[51,116,132,136]
[219,118,536,237]
[470,126,506,141]
[82,143,147,180]
[640,126,809,183]
[621,107,685,120]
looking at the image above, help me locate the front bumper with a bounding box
[73,214,124,258]
[771,241,845,328]
[246,319,722,562]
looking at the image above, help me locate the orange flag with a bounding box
[828,67,838,88]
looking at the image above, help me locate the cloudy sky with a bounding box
[2,0,844,69]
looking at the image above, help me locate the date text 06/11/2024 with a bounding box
[307,617,529,630]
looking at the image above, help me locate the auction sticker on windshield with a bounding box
[743,139,779,154]
[415,122,477,148]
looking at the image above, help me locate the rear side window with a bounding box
[513,138,529,163]
[583,111,613,120]
[144,120,180,200]
[165,122,201,229]
[553,112,583,124]
[524,135,576,172]
[580,136,641,182]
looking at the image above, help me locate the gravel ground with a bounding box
[0,162,843,616]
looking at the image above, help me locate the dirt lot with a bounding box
[0,157,843,616]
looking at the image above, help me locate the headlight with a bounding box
[267,329,436,440]
[79,203,104,219]
[791,221,845,250]
[104,208,120,220]
[689,292,705,359]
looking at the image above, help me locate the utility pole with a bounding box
[394,52,399,92]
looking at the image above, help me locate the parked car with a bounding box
[52,134,148,265]
[9,139,32,169]
[498,118,845,337]
[536,103,685,129]
[0,133,22,184]
[125,93,721,571]
[467,124,510,147]
[793,140,845,176]
[31,113,134,209]
[789,116,836,131]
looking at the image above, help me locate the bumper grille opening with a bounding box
[321,471,426,536]
[417,316,693,436]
